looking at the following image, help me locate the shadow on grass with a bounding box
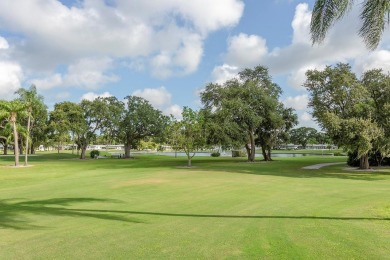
[0,198,143,230]
[68,208,390,221]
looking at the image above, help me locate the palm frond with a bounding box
[359,0,390,50]
[311,0,354,44]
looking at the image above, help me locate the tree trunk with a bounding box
[247,131,256,162]
[187,156,192,167]
[12,120,19,166]
[3,141,7,155]
[24,113,31,166]
[261,146,270,161]
[124,143,131,158]
[80,145,87,159]
[267,147,272,161]
[359,154,369,169]
[245,143,251,161]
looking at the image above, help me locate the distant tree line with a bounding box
[2,64,389,169]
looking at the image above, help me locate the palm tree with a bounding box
[0,100,27,166]
[310,0,390,49]
[15,85,45,166]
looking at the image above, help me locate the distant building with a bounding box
[305,144,338,150]
[276,144,299,150]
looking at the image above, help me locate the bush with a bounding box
[333,152,344,156]
[232,150,246,157]
[90,150,100,159]
[211,152,220,157]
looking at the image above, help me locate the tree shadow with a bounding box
[0,198,144,230]
[66,208,390,221]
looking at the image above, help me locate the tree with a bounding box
[99,96,124,147]
[304,63,382,169]
[362,69,390,164]
[49,102,84,155]
[0,122,11,155]
[0,100,27,166]
[257,105,298,160]
[77,98,116,159]
[289,127,318,149]
[201,65,283,162]
[310,0,390,49]
[119,96,168,158]
[0,112,11,155]
[169,107,208,167]
[15,85,47,165]
[314,132,333,148]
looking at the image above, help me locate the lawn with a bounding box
[0,153,389,259]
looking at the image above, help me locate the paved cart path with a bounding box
[302,162,345,170]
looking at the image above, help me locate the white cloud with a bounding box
[30,57,119,90]
[354,50,390,74]
[283,94,308,111]
[291,3,311,45]
[80,91,112,101]
[0,61,23,99]
[298,111,318,129]
[132,86,183,119]
[211,2,390,93]
[30,73,63,90]
[132,87,172,108]
[65,58,119,89]
[0,0,244,83]
[211,64,239,84]
[286,64,326,89]
[0,36,9,49]
[164,104,183,120]
[224,33,268,68]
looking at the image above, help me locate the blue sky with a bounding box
[1,0,390,128]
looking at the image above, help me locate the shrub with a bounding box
[232,150,246,157]
[211,152,220,157]
[90,150,100,159]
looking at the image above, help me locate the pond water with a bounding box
[133,152,332,157]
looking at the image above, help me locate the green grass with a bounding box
[0,153,389,259]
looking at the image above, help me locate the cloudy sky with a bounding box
[1,0,390,127]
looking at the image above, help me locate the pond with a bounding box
[133,152,333,157]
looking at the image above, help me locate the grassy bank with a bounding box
[0,153,389,259]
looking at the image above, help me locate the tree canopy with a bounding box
[119,96,169,158]
[201,65,296,162]
[304,63,386,169]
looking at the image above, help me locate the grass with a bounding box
[0,153,389,259]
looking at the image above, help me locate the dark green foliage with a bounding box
[90,150,100,158]
[305,63,384,169]
[120,96,169,158]
[210,152,220,157]
[231,150,246,157]
[201,65,297,162]
[347,150,390,167]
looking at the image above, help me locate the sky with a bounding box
[1,0,390,128]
